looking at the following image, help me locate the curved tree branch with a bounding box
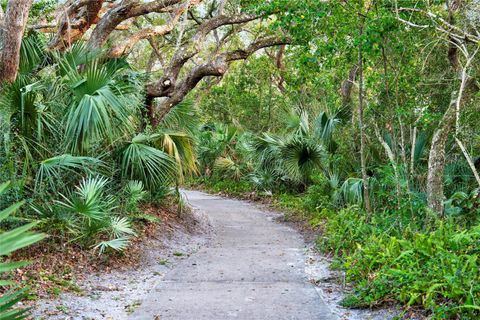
[147,36,291,125]
[48,0,105,50]
[87,0,186,50]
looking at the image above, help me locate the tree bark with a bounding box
[87,0,184,50]
[48,0,104,50]
[341,64,358,106]
[426,49,475,214]
[0,0,33,85]
[358,22,372,214]
[426,97,456,214]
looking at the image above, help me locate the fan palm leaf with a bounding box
[120,134,177,189]
[62,58,137,153]
[280,138,324,183]
[286,109,309,136]
[313,112,340,152]
[160,98,199,136]
[36,154,104,191]
[156,131,198,179]
[19,33,46,75]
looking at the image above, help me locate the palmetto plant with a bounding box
[56,176,135,253]
[197,124,238,174]
[36,154,104,191]
[214,156,243,181]
[250,133,324,185]
[249,109,328,186]
[60,49,139,153]
[121,134,177,190]
[0,34,197,256]
[0,181,45,320]
[281,137,324,183]
[122,180,147,214]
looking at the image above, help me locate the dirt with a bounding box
[251,203,401,320]
[27,199,213,319]
[26,190,401,319]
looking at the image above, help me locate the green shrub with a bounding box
[0,181,45,319]
[302,173,333,212]
[317,205,480,318]
[203,178,254,197]
[56,176,136,253]
[444,188,480,227]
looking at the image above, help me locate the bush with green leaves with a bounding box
[315,205,480,319]
[248,110,328,189]
[55,176,135,253]
[0,36,198,255]
[444,188,480,226]
[0,181,45,319]
[302,172,337,212]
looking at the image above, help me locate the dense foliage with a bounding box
[1,0,480,318]
[191,1,480,318]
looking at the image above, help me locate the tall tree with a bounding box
[0,0,33,84]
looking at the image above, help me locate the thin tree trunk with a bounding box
[427,62,469,214]
[410,126,417,177]
[341,64,358,107]
[455,137,480,187]
[427,93,458,214]
[0,0,33,85]
[358,22,372,214]
[375,125,401,208]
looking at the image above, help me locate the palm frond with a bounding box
[280,138,324,183]
[124,180,147,203]
[159,98,199,135]
[93,237,130,254]
[414,131,428,164]
[109,216,136,238]
[120,134,177,189]
[63,59,137,153]
[155,131,198,179]
[341,177,364,205]
[19,33,46,75]
[57,176,113,221]
[286,109,309,136]
[313,112,340,152]
[0,181,45,320]
[214,156,242,181]
[36,154,104,191]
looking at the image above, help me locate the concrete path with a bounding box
[131,190,336,320]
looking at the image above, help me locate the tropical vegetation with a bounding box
[1,0,480,318]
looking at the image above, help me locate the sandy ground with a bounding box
[31,191,398,320]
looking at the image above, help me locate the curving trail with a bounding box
[131,190,336,320]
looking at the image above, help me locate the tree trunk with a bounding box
[357,22,372,214]
[426,95,457,214]
[341,64,358,106]
[375,125,401,208]
[0,0,33,85]
[427,50,474,214]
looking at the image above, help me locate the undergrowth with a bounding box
[196,173,480,319]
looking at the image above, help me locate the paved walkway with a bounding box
[131,190,336,320]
